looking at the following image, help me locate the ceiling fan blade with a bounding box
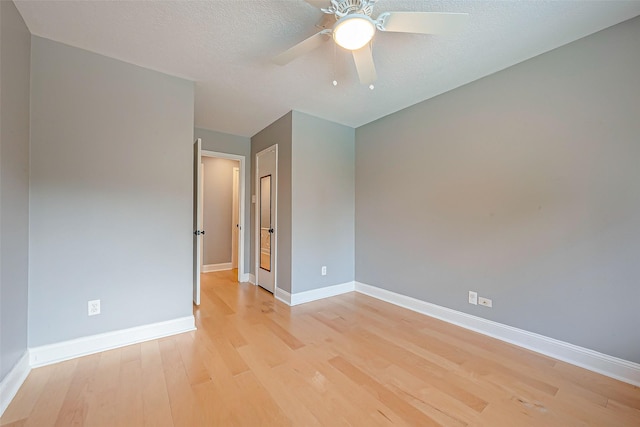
[304,0,329,9]
[273,31,330,65]
[379,12,469,35]
[352,44,377,85]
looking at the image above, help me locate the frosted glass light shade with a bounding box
[332,15,376,51]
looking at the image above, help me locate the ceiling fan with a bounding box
[273,0,469,87]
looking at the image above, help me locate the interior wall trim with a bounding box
[276,281,356,306]
[0,351,31,417]
[202,262,233,273]
[29,316,195,369]
[248,273,256,285]
[291,281,356,306]
[354,281,640,387]
[275,287,292,305]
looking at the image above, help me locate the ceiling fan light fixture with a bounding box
[332,14,375,50]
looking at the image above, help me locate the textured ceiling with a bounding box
[14,0,640,137]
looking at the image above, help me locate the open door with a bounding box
[256,145,277,293]
[193,138,203,305]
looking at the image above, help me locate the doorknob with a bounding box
[268,228,274,234]
[194,230,206,236]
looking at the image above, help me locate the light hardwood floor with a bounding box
[2,270,639,426]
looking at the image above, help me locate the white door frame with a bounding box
[231,167,240,269]
[255,144,278,295]
[200,149,246,284]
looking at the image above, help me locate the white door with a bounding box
[193,138,203,305]
[256,145,277,293]
[200,165,204,271]
[232,167,239,269]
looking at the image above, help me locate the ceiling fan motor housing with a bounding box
[327,0,376,18]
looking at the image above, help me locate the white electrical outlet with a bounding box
[479,297,492,308]
[468,291,478,305]
[88,299,101,316]
[321,266,327,276]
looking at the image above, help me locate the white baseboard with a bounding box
[291,281,355,306]
[275,281,356,306]
[355,282,640,387]
[248,273,256,285]
[275,287,291,305]
[29,316,195,368]
[202,263,232,273]
[239,272,250,283]
[0,351,31,417]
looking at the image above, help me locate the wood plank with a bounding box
[115,357,144,427]
[0,365,55,425]
[329,355,442,426]
[173,333,211,386]
[237,344,322,425]
[21,359,79,427]
[54,354,101,426]
[83,348,121,426]
[158,338,204,427]
[140,340,173,427]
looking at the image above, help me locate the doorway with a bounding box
[193,141,246,306]
[201,155,240,273]
[232,167,240,270]
[255,145,277,293]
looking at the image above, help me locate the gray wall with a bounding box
[29,37,194,346]
[251,112,292,292]
[202,157,239,265]
[291,111,355,293]
[355,16,640,363]
[197,127,251,157]
[0,0,31,381]
[195,127,251,275]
